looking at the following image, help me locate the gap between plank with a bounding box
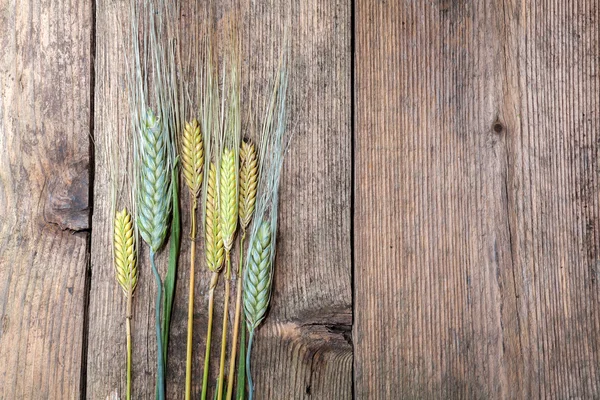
[350,0,356,399]
[80,0,97,398]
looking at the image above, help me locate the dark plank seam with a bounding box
[350,0,356,399]
[80,0,97,398]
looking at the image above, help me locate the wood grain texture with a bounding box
[0,0,92,398]
[354,0,600,398]
[87,1,351,399]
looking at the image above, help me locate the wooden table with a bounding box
[1,0,598,398]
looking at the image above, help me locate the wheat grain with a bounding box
[181,118,204,198]
[205,162,225,272]
[239,140,258,232]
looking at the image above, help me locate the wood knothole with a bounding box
[493,122,505,134]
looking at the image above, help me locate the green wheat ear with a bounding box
[243,220,273,330]
[219,148,238,252]
[137,108,171,253]
[206,162,225,272]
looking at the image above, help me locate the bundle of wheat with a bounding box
[127,2,177,399]
[116,6,291,399]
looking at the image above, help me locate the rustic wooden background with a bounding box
[0,0,598,398]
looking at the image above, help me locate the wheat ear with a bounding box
[137,108,171,253]
[218,20,242,399]
[220,147,239,253]
[217,147,239,400]
[114,208,137,400]
[180,118,204,399]
[181,118,205,200]
[238,141,258,232]
[227,140,258,400]
[243,220,273,400]
[243,220,273,331]
[200,23,223,399]
[137,108,171,400]
[206,162,225,272]
[202,161,224,399]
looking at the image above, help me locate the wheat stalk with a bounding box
[217,20,242,400]
[242,41,290,400]
[227,139,258,400]
[127,2,175,398]
[180,117,204,400]
[105,8,138,397]
[114,207,137,400]
[200,24,224,400]
[202,161,224,400]
[137,107,172,400]
[217,148,238,400]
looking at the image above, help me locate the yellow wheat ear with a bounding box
[114,208,138,296]
[181,118,204,198]
[239,140,258,232]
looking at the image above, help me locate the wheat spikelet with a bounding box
[137,109,171,253]
[114,208,138,295]
[239,140,258,232]
[243,220,273,330]
[181,118,204,198]
[219,148,238,252]
[206,162,224,272]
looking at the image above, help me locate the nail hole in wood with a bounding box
[493,122,504,134]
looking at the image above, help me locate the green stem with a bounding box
[126,291,133,400]
[217,253,232,400]
[150,251,165,400]
[246,329,255,400]
[202,272,219,400]
[226,234,245,400]
[236,317,246,400]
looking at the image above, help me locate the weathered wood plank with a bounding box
[504,1,600,397]
[354,0,600,398]
[88,1,351,399]
[0,0,92,398]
